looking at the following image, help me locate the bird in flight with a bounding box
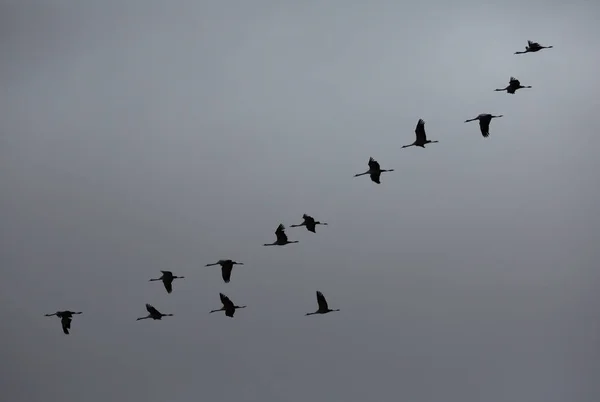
[354,157,394,184]
[514,40,553,54]
[290,214,328,233]
[44,310,82,335]
[136,303,173,321]
[306,291,340,316]
[149,270,184,293]
[402,119,439,149]
[264,224,299,246]
[495,77,531,94]
[210,293,246,318]
[464,114,503,138]
[205,259,244,283]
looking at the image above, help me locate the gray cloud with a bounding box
[1,2,599,402]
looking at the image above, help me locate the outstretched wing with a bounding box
[368,157,380,171]
[221,265,233,283]
[370,171,381,184]
[306,221,317,233]
[509,77,520,86]
[163,278,173,293]
[146,303,161,316]
[61,316,72,334]
[479,119,490,138]
[527,40,534,46]
[160,270,172,277]
[316,291,329,311]
[275,224,289,242]
[415,119,427,142]
[225,307,235,317]
[220,293,234,309]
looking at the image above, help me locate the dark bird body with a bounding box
[402,119,439,148]
[354,157,394,184]
[210,293,246,318]
[495,77,531,94]
[136,303,173,321]
[205,259,244,283]
[44,310,82,335]
[149,270,184,293]
[464,114,503,138]
[306,291,340,316]
[290,214,328,233]
[515,40,553,54]
[264,224,298,246]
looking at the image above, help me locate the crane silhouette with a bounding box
[402,119,439,148]
[205,259,244,283]
[464,114,503,138]
[210,293,246,318]
[290,214,328,233]
[354,157,394,184]
[44,310,82,335]
[495,77,531,94]
[515,40,553,54]
[136,303,173,321]
[149,270,184,293]
[306,291,340,316]
[264,224,298,246]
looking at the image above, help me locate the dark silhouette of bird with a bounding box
[402,119,439,149]
[209,293,246,318]
[205,259,244,283]
[290,214,328,233]
[149,270,184,293]
[45,310,82,334]
[354,157,394,184]
[306,291,340,316]
[264,224,298,246]
[515,40,553,54]
[136,303,173,321]
[464,114,503,138]
[495,77,531,94]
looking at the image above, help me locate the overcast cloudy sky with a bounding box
[1,2,599,402]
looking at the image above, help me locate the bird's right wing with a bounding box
[415,119,426,141]
[368,157,380,171]
[163,279,173,293]
[61,317,71,334]
[479,120,490,138]
[275,224,288,242]
[370,171,381,184]
[146,304,161,316]
[316,291,329,310]
[220,293,233,308]
[222,265,233,283]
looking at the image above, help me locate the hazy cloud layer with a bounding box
[1,2,599,402]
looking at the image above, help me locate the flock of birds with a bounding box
[44,39,553,334]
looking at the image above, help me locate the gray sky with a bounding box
[1,2,599,402]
